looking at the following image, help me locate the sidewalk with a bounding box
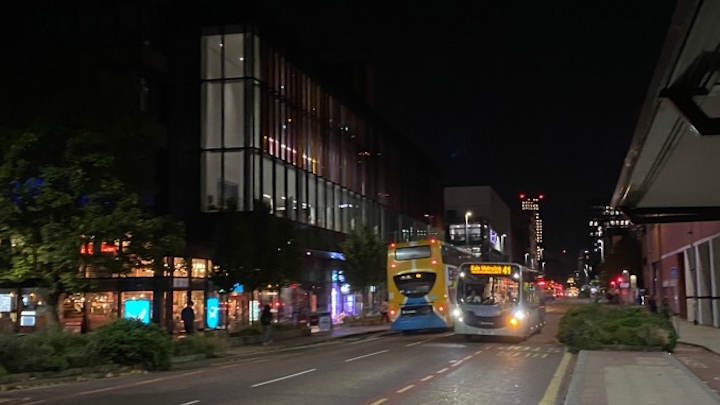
[564,350,720,405]
[674,317,720,354]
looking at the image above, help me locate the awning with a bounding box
[612,0,720,223]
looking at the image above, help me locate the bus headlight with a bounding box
[513,309,526,320]
[452,308,462,318]
[457,317,463,323]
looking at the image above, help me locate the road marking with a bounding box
[451,360,463,367]
[420,375,434,382]
[534,346,542,351]
[250,368,317,388]
[350,337,380,345]
[345,349,390,362]
[396,384,415,393]
[532,353,539,358]
[538,351,572,405]
[541,353,548,359]
[525,353,531,358]
[369,399,388,405]
[179,401,200,405]
[437,367,449,373]
[475,350,483,355]
[462,355,473,361]
[512,352,521,357]
[405,332,453,347]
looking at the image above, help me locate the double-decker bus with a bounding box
[387,239,472,331]
[452,262,545,339]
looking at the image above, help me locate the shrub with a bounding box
[0,329,91,373]
[173,334,228,358]
[87,319,172,370]
[557,304,677,353]
[230,326,261,337]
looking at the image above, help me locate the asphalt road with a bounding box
[1,303,570,405]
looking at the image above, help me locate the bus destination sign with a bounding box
[468,264,512,275]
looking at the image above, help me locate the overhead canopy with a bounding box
[612,0,720,223]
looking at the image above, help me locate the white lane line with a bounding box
[448,359,457,363]
[462,355,473,361]
[396,384,415,393]
[541,353,548,359]
[525,353,531,358]
[179,401,200,405]
[350,337,380,345]
[345,349,390,363]
[512,352,521,357]
[420,375,434,382]
[369,399,388,405]
[474,350,483,355]
[437,367,449,373]
[450,360,463,367]
[250,368,317,388]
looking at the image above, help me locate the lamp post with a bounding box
[464,211,472,248]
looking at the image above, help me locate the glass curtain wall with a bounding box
[200,29,430,241]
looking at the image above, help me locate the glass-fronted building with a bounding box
[199,28,434,242]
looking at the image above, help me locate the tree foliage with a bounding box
[212,200,300,294]
[340,224,386,289]
[0,127,185,324]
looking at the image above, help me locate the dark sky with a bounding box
[256,0,677,271]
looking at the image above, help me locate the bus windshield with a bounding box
[395,246,431,260]
[458,275,519,305]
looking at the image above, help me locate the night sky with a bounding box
[255,0,677,273]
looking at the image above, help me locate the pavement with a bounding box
[0,306,569,405]
[675,317,720,354]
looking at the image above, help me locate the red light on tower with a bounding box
[519,193,526,199]
[538,194,545,200]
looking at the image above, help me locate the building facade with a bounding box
[0,16,441,332]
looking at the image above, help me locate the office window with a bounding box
[223,152,244,211]
[275,160,286,217]
[202,152,222,212]
[287,166,296,221]
[317,178,326,228]
[262,156,274,212]
[201,35,222,80]
[224,82,244,147]
[201,83,222,149]
[297,169,306,224]
[334,185,342,232]
[307,174,316,225]
[224,33,244,78]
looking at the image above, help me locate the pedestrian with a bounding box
[181,301,195,334]
[380,300,389,323]
[260,304,273,345]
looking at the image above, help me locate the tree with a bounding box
[211,200,300,324]
[0,127,185,326]
[340,224,387,312]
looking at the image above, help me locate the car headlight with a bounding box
[452,308,462,318]
[457,317,463,323]
[513,309,526,320]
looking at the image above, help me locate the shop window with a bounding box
[87,292,118,330]
[201,35,222,80]
[224,81,245,147]
[201,82,222,149]
[122,291,152,324]
[224,33,244,78]
[191,258,208,278]
[191,291,205,330]
[173,257,188,277]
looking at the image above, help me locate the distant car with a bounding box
[567,287,579,297]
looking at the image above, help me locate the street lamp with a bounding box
[464,211,472,248]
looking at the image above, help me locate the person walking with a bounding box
[380,300,389,323]
[260,304,273,345]
[181,301,195,334]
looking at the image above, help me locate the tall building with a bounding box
[587,205,632,268]
[519,193,544,263]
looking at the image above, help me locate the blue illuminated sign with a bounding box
[124,299,151,324]
[232,283,244,293]
[206,297,220,329]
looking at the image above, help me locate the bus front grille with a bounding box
[463,311,505,328]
